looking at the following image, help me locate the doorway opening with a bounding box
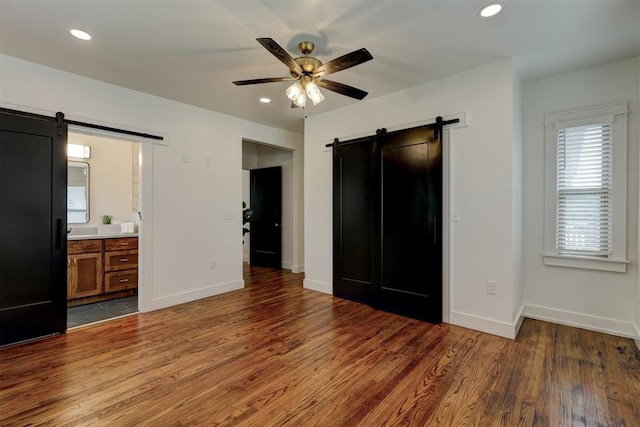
[242,140,294,279]
[66,131,142,328]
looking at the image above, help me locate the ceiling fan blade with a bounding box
[291,102,301,109]
[233,77,297,86]
[256,38,303,76]
[313,48,373,78]
[316,79,368,100]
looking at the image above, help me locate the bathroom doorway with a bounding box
[66,131,142,328]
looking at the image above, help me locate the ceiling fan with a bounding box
[233,38,373,108]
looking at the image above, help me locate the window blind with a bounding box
[556,123,612,256]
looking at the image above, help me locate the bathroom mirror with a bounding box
[68,161,89,224]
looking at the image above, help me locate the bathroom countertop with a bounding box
[68,233,138,241]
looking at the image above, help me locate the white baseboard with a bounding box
[524,304,636,339]
[450,310,522,339]
[514,304,525,338]
[150,279,244,311]
[291,264,304,274]
[281,261,293,270]
[633,323,640,351]
[303,278,331,294]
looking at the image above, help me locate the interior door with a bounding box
[332,123,442,324]
[250,166,282,268]
[333,137,378,302]
[0,111,67,346]
[375,125,442,323]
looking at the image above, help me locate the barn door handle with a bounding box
[433,214,437,244]
[56,218,66,249]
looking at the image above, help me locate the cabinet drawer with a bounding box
[105,249,138,271]
[105,237,138,251]
[105,270,138,292]
[68,239,102,254]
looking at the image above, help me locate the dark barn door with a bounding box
[333,137,377,303]
[333,123,442,323]
[0,111,67,346]
[376,126,442,323]
[250,166,282,268]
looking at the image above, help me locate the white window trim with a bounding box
[543,102,629,273]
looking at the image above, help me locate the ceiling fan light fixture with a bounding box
[286,82,308,107]
[293,92,307,108]
[305,81,325,106]
[286,82,304,101]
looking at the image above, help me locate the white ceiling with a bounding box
[1,0,639,133]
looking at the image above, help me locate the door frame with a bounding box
[67,125,154,314]
[241,139,304,274]
[442,129,451,324]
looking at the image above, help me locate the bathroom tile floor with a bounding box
[67,296,138,328]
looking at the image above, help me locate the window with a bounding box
[543,102,628,272]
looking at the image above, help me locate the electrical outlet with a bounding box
[182,153,190,163]
[487,281,497,295]
[210,260,216,269]
[451,210,461,222]
[224,212,234,220]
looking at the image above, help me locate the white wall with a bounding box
[304,59,522,338]
[68,133,134,227]
[522,57,639,338]
[0,54,303,310]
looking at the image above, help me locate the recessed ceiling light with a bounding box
[259,97,271,103]
[479,3,502,17]
[70,29,92,40]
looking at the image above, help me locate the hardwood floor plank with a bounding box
[1,264,639,426]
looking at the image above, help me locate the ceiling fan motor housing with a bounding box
[291,41,322,76]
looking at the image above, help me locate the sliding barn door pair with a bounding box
[333,123,442,323]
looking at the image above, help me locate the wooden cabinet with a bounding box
[67,237,138,306]
[68,240,103,299]
[104,238,138,293]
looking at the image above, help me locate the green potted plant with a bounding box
[242,201,253,239]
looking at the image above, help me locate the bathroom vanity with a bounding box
[67,234,138,307]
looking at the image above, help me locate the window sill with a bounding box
[542,253,628,273]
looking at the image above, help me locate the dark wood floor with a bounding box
[1,265,639,426]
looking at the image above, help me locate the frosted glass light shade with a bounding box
[286,82,304,101]
[293,92,307,107]
[305,82,325,106]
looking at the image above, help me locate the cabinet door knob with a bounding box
[119,258,129,262]
[119,278,129,283]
